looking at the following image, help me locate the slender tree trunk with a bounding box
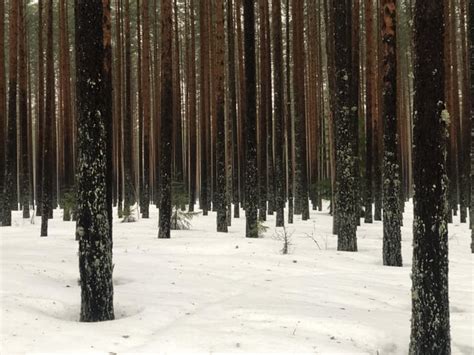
[215,0,228,232]
[0,0,5,224]
[382,0,402,266]
[409,1,450,352]
[292,0,309,221]
[244,0,258,238]
[3,0,19,226]
[40,0,54,236]
[365,0,375,224]
[19,0,30,219]
[75,0,114,322]
[188,0,197,212]
[158,0,173,239]
[36,0,45,218]
[286,0,294,224]
[469,0,474,249]
[272,0,285,227]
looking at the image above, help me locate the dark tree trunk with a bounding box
[469,0,474,249]
[258,0,268,222]
[36,0,45,218]
[409,1,450,352]
[0,0,5,225]
[244,0,258,238]
[158,0,173,239]
[41,0,54,236]
[75,0,114,322]
[215,0,227,232]
[3,0,19,226]
[382,0,402,267]
[141,0,151,219]
[123,0,135,216]
[19,0,30,219]
[272,0,285,227]
[364,0,375,224]
[199,0,210,215]
[188,0,197,212]
[286,0,294,225]
[292,0,309,221]
[333,0,357,251]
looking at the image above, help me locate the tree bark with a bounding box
[409,1,450,352]
[75,0,114,322]
[381,0,402,267]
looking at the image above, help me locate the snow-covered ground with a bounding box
[1,202,472,354]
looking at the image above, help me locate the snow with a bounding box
[1,202,472,354]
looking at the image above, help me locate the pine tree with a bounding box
[364,0,375,224]
[75,0,114,322]
[333,0,357,251]
[36,0,45,218]
[0,0,5,225]
[272,0,285,227]
[19,0,30,219]
[469,0,474,250]
[40,0,55,236]
[215,0,228,232]
[3,0,19,227]
[188,0,197,213]
[292,0,309,221]
[158,0,173,239]
[381,0,402,267]
[244,0,258,238]
[409,1,450,352]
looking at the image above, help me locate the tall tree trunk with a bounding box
[75,0,114,322]
[199,0,210,215]
[409,1,450,352]
[19,0,30,219]
[272,0,285,227]
[244,0,258,238]
[469,0,474,248]
[333,0,357,251]
[141,0,151,218]
[158,0,173,239]
[40,0,54,236]
[123,0,135,217]
[3,0,19,226]
[292,0,309,221]
[0,0,5,224]
[286,0,294,224]
[215,0,228,232]
[188,0,197,212]
[382,0,402,266]
[36,0,45,218]
[365,0,375,224]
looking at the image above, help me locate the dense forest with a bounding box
[0,0,472,353]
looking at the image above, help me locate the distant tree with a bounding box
[409,0,450,352]
[292,0,309,221]
[36,0,45,218]
[19,0,30,219]
[381,0,402,266]
[272,0,285,227]
[40,0,55,236]
[158,0,173,239]
[243,0,258,238]
[75,0,114,322]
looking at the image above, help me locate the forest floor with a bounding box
[0,201,472,354]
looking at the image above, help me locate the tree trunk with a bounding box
[243,0,258,238]
[272,0,285,227]
[382,0,402,267]
[3,0,19,227]
[158,0,173,239]
[409,1,450,352]
[333,0,357,251]
[188,0,197,212]
[19,0,30,219]
[0,0,5,224]
[75,0,114,322]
